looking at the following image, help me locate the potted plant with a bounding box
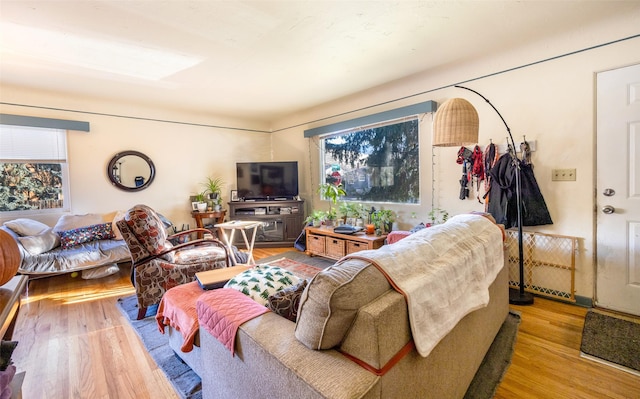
[203,177,224,200]
[428,207,449,225]
[194,191,208,212]
[304,210,327,227]
[318,183,346,226]
[371,209,395,234]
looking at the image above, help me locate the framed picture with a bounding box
[230,190,239,202]
[191,201,199,211]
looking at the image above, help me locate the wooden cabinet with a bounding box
[227,200,304,248]
[305,225,387,260]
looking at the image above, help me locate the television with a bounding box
[236,161,299,200]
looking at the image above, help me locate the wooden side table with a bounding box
[191,210,226,239]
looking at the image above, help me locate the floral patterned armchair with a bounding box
[116,204,229,319]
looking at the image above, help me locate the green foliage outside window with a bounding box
[321,118,419,204]
[0,163,64,211]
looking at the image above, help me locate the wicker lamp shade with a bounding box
[432,98,479,147]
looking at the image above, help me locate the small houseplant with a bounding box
[194,191,208,212]
[318,183,346,226]
[203,177,224,200]
[304,210,327,227]
[428,207,449,225]
[371,209,395,234]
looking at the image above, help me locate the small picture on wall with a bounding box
[191,201,199,211]
[230,190,239,202]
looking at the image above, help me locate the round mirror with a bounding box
[107,150,155,191]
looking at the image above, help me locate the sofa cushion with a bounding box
[267,279,308,322]
[224,265,300,306]
[3,218,49,236]
[58,223,116,249]
[17,228,60,255]
[53,213,104,233]
[295,257,391,350]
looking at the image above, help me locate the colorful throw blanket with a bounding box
[197,288,270,356]
[156,281,205,352]
[345,214,504,357]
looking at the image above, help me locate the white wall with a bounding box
[2,11,638,301]
[0,86,273,228]
[271,14,640,301]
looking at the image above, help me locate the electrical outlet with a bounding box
[552,168,576,181]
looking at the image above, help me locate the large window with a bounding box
[0,125,70,213]
[320,117,420,204]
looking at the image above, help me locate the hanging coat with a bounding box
[486,153,553,229]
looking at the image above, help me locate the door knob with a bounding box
[602,205,615,214]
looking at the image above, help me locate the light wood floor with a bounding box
[11,247,640,398]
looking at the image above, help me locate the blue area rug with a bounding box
[116,296,201,399]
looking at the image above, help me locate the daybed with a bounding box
[0,212,130,277]
[192,213,508,399]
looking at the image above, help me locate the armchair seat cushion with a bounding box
[171,246,227,264]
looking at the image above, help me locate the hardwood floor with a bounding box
[12,247,640,398]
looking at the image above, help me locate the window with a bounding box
[320,117,420,204]
[0,125,70,214]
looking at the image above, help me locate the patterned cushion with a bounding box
[58,223,115,249]
[295,258,391,350]
[224,265,301,306]
[267,279,308,322]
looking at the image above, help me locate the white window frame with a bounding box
[0,124,71,216]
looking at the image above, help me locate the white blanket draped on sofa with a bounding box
[345,213,504,357]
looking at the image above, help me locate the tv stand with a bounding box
[227,199,304,248]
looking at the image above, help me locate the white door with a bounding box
[596,63,640,316]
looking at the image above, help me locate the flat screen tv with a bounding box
[236,161,299,200]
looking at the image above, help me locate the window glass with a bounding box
[320,118,420,204]
[0,125,70,213]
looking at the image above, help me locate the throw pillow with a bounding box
[58,223,115,249]
[3,218,49,236]
[110,210,127,240]
[295,258,391,350]
[17,228,60,255]
[53,213,104,233]
[267,279,308,322]
[224,265,300,306]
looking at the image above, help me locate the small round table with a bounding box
[191,210,226,239]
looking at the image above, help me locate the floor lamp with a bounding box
[433,85,533,305]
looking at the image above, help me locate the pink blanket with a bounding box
[197,288,270,356]
[156,281,204,352]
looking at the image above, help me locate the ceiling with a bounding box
[0,1,637,124]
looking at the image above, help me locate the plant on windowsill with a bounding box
[371,209,395,235]
[428,207,449,226]
[318,183,346,226]
[304,210,327,227]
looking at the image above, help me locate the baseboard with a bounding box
[575,295,593,308]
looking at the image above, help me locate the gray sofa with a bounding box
[0,212,129,277]
[196,214,509,399]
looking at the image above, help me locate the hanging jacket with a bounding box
[486,153,553,228]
